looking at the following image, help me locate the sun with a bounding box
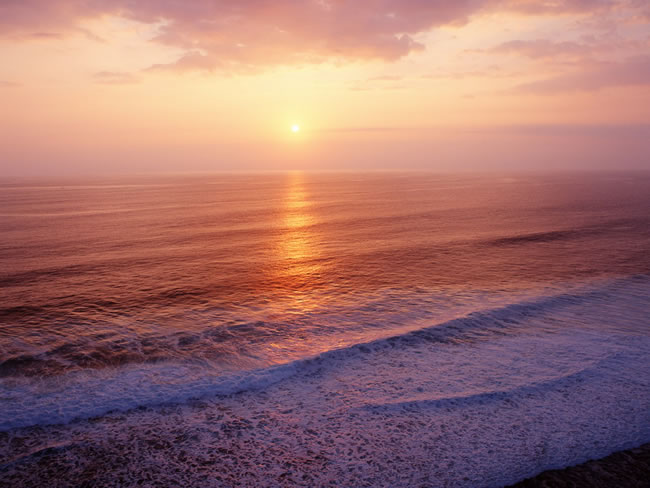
[291,124,300,133]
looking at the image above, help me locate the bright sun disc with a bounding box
[291,124,300,133]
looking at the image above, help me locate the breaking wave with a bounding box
[1,275,647,432]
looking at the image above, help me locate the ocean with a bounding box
[1,172,649,487]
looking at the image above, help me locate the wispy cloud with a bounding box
[421,65,514,79]
[367,75,403,82]
[146,51,230,74]
[28,31,63,39]
[318,126,410,133]
[92,71,139,85]
[516,55,650,93]
[350,75,408,91]
[0,80,21,87]
[484,39,592,60]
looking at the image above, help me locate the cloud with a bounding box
[516,55,650,92]
[0,80,21,87]
[0,1,472,69]
[92,71,139,84]
[146,51,225,74]
[422,65,514,79]
[319,126,408,133]
[496,0,611,14]
[350,83,406,91]
[27,32,63,39]
[367,75,403,81]
[486,39,592,59]
[0,0,634,72]
[483,36,650,62]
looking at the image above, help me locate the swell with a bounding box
[3,213,649,324]
[0,277,606,378]
[1,275,648,432]
[485,217,650,247]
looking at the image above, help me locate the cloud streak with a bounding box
[516,55,650,93]
[92,71,139,85]
[486,39,592,60]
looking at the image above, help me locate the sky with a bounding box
[0,0,649,176]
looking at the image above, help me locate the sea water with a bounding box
[1,172,649,486]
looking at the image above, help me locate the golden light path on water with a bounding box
[276,172,324,317]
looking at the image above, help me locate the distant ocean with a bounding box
[1,172,649,487]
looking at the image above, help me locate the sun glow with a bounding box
[291,124,301,133]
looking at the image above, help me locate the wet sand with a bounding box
[509,443,650,488]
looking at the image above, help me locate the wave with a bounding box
[1,275,648,432]
[485,217,650,247]
[357,353,628,412]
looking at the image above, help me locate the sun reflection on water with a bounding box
[280,172,322,276]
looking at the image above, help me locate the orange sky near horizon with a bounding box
[1,1,649,176]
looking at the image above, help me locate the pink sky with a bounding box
[1,0,649,175]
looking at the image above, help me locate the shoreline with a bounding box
[2,275,649,487]
[2,322,649,487]
[509,443,650,487]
